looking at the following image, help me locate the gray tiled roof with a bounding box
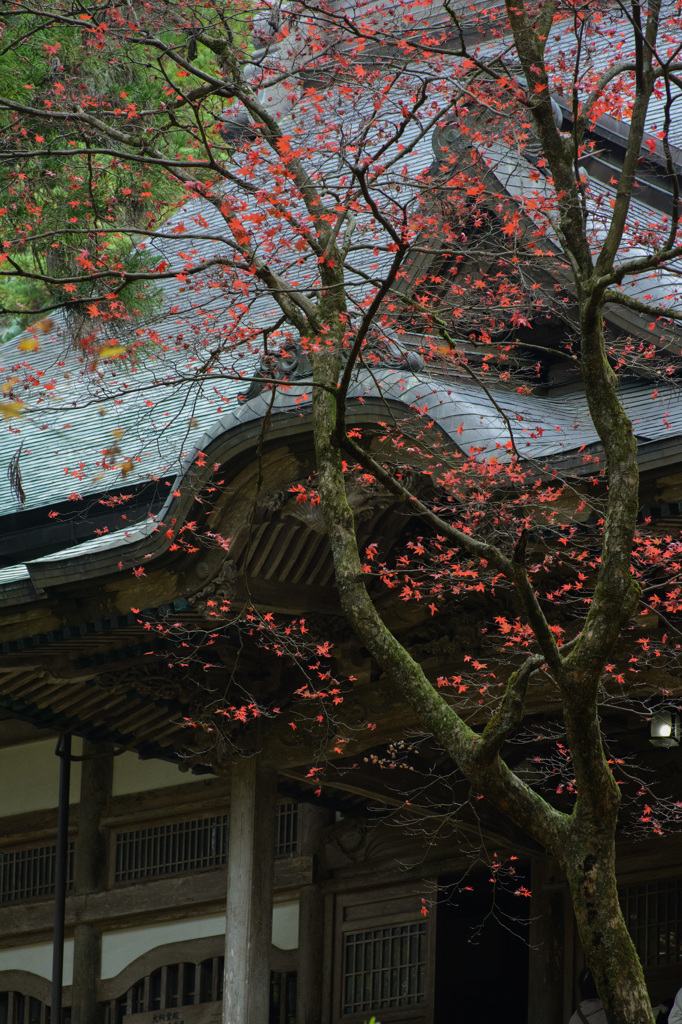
[0,89,437,516]
[483,138,682,317]
[1,367,680,590]
[1,31,681,533]
[544,11,682,151]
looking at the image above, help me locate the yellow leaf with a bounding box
[0,401,25,419]
[100,345,126,358]
[18,337,40,352]
[1,377,19,393]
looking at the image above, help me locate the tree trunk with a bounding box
[310,351,655,1024]
[563,842,653,1024]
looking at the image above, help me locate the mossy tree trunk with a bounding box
[305,0,665,1015]
[311,323,653,1022]
[309,191,654,1024]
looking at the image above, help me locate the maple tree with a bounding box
[2,1,682,1022]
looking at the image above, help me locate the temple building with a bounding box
[1,3,682,1023]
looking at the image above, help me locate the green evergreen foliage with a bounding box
[0,7,241,336]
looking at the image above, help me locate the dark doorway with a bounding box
[434,871,530,1024]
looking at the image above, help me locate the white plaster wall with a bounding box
[112,752,198,795]
[102,916,226,978]
[272,901,299,951]
[0,904,299,986]
[101,902,300,978]
[0,739,205,817]
[0,738,82,817]
[0,939,73,985]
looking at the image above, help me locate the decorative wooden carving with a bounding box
[95,664,189,703]
[256,477,395,535]
[187,559,238,614]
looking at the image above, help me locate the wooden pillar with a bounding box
[527,857,565,1024]
[297,803,333,1024]
[72,742,113,1024]
[223,756,277,1024]
[51,734,72,1024]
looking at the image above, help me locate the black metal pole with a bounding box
[51,733,71,1024]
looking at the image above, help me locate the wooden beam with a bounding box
[296,804,333,1024]
[74,742,112,895]
[223,756,277,1024]
[0,858,312,948]
[72,741,113,1024]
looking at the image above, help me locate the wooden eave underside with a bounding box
[0,422,679,778]
[0,666,192,763]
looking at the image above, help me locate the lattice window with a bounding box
[0,842,74,903]
[0,991,70,1024]
[621,879,682,966]
[343,922,426,1015]
[107,960,221,1024]
[113,815,228,883]
[269,971,297,1024]
[105,961,294,1023]
[275,801,298,857]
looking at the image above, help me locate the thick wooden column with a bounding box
[223,756,277,1024]
[296,803,333,1024]
[527,857,565,1024]
[72,742,113,1024]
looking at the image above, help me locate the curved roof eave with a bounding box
[3,366,680,601]
[0,367,603,600]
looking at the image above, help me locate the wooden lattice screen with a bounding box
[113,817,229,884]
[0,843,74,903]
[0,801,298,906]
[621,879,682,966]
[104,960,296,1024]
[342,922,426,1016]
[275,801,298,857]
